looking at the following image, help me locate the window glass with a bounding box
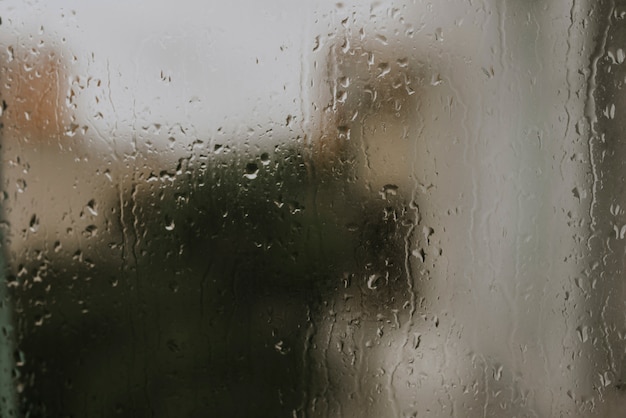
[1,1,625,416]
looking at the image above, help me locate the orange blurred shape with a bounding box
[1,46,69,142]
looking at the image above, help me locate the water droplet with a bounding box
[380,184,399,199]
[412,333,421,349]
[16,179,27,193]
[576,325,589,343]
[244,163,259,179]
[65,123,79,137]
[412,248,425,262]
[375,33,388,45]
[14,349,25,367]
[571,187,586,201]
[435,27,444,41]
[84,225,97,238]
[274,340,290,355]
[165,216,175,231]
[337,125,350,140]
[312,35,321,52]
[367,274,385,290]
[377,62,391,78]
[614,224,626,239]
[608,48,625,64]
[342,272,352,288]
[604,103,616,119]
[431,73,443,86]
[610,203,622,216]
[346,223,359,232]
[600,371,613,387]
[493,364,503,381]
[86,199,98,216]
[29,214,39,232]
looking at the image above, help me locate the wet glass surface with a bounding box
[1,1,626,417]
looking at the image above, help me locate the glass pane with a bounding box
[1,1,625,417]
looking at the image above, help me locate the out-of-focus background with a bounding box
[1,0,626,417]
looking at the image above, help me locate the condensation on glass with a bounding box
[0,0,625,417]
